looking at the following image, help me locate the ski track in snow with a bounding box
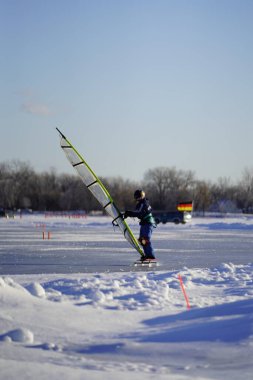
[0,214,253,379]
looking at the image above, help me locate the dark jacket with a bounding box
[126,198,156,225]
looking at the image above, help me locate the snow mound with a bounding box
[0,277,28,293]
[141,297,253,343]
[0,328,34,344]
[26,282,46,298]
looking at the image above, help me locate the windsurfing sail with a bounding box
[56,128,144,257]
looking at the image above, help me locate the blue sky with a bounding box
[1,0,252,183]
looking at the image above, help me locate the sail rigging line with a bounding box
[56,127,144,257]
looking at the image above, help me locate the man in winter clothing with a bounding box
[124,190,156,261]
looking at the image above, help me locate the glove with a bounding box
[123,211,130,219]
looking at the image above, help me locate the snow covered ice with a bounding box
[0,214,253,379]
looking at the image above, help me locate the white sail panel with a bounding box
[60,141,96,186]
[116,218,138,251]
[103,203,120,220]
[88,183,111,208]
[75,165,96,187]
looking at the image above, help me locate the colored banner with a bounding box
[177,202,193,211]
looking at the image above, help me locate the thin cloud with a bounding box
[22,102,52,116]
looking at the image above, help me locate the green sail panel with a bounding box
[56,128,144,256]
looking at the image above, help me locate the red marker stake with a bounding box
[178,274,191,310]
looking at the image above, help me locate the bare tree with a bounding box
[0,162,14,209]
[0,160,37,209]
[210,177,239,213]
[1,160,253,213]
[103,177,137,210]
[143,167,195,209]
[58,174,100,211]
[193,180,212,215]
[238,167,253,212]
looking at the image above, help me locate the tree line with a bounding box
[0,160,253,214]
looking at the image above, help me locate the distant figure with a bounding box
[124,190,156,261]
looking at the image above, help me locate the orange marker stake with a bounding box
[178,274,191,310]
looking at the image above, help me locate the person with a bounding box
[123,189,156,261]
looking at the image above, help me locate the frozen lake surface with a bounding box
[0,214,252,275]
[1,214,253,380]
